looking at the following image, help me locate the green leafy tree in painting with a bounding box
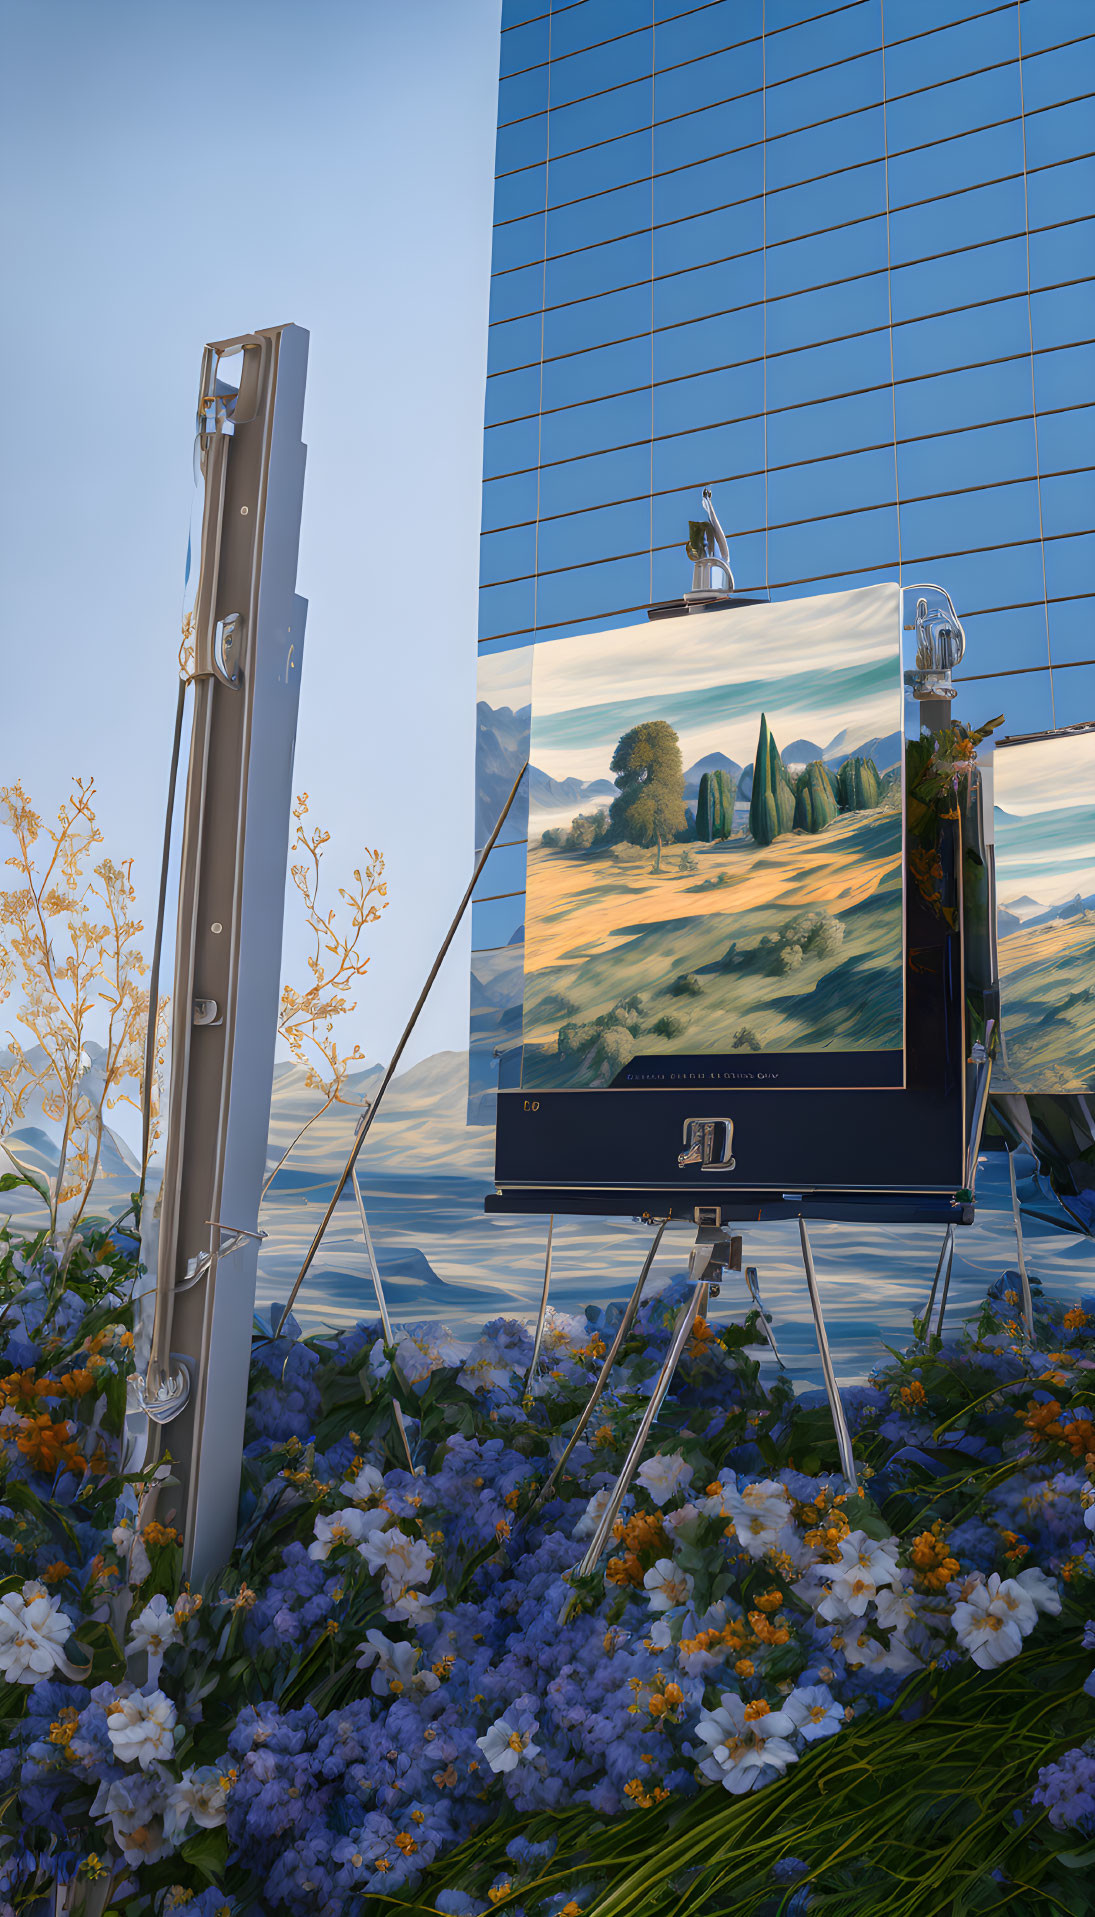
[696,767,737,841]
[609,721,686,873]
[748,714,796,847]
[836,755,882,812]
[794,759,839,834]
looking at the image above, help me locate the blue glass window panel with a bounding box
[888,177,1028,272]
[1028,216,1095,291]
[887,62,1022,157]
[550,2,650,64]
[1045,530,1095,600]
[910,542,1047,613]
[1033,342,1095,411]
[652,253,762,327]
[490,262,546,324]
[480,523,537,587]
[1026,155,1095,232]
[492,209,547,275]
[538,442,653,516]
[479,577,535,640]
[892,238,1029,331]
[1020,2,1095,57]
[654,41,764,119]
[473,840,528,902]
[654,304,764,379]
[498,66,550,127]
[472,895,526,952]
[654,93,764,170]
[652,148,763,227]
[487,315,544,377]
[499,14,549,76]
[544,233,652,307]
[654,212,762,283]
[1032,278,1095,353]
[767,275,890,355]
[894,355,1033,439]
[884,13,1018,97]
[768,503,898,584]
[892,294,1031,381]
[951,666,1055,735]
[766,215,888,298]
[766,104,886,195]
[541,335,653,410]
[493,163,547,225]
[483,417,541,480]
[946,603,1048,676]
[898,418,1040,496]
[537,497,651,572]
[767,329,894,410]
[548,78,652,159]
[767,50,882,142]
[883,0,989,33]
[550,28,653,110]
[547,181,654,256]
[769,564,898,600]
[766,386,894,465]
[1024,97,1095,170]
[485,365,542,429]
[653,360,764,436]
[542,282,653,357]
[765,160,886,248]
[652,474,766,549]
[481,470,540,535]
[539,388,652,464]
[528,606,655,645]
[1040,468,1095,538]
[764,0,876,83]
[548,129,651,205]
[653,414,765,493]
[1050,660,1095,725]
[901,479,1042,561]
[769,445,895,524]
[501,0,548,29]
[887,120,1023,206]
[1047,593,1095,664]
[496,114,550,177]
[1021,37,1095,113]
[655,0,760,61]
[534,553,652,628]
[1035,403,1095,473]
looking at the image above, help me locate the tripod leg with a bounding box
[797,1218,857,1488]
[745,1264,787,1369]
[1007,1151,1034,1339]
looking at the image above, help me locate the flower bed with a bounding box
[0,1193,1094,1915]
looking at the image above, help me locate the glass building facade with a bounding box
[470,0,1094,1115]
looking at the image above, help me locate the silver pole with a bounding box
[922,1224,953,1338]
[350,1152,414,1474]
[524,1214,554,1393]
[1007,1150,1034,1338]
[797,1218,857,1487]
[933,1225,956,1339]
[745,1263,787,1368]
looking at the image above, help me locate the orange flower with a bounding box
[14,1412,71,1473]
[42,1561,71,1585]
[56,1369,96,1398]
[1063,1305,1088,1330]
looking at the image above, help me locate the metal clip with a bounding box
[132,1357,192,1425]
[678,1117,735,1170]
[177,1220,267,1293]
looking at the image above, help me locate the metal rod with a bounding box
[524,1214,554,1393]
[1007,1149,1034,1339]
[527,1217,669,1520]
[933,1226,956,1340]
[745,1263,787,1368]
[350,1160,414,1474]
[270,758,529,1339]
[922,1225,953,1339]
[964,1019,995,1192]
[574,1273,708,1584]
[139,676,189,1212]
[797,1217,857,1488]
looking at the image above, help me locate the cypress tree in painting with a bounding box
[836,755,882,811]
[794,759,839,833]
[696,767,736,840]
[748,714,796,846]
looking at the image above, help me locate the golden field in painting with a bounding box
[998,912,1095,1092]
[521,804,903,1088]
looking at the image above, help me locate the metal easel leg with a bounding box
[524,1214,555,1394]
[922,1223,954,1340]
[745,1262,788,1369]
[1006,1149,1035,1339]
[797,1218,857,1488]
[350,1154,415,1475]
[933,1227,956,1340]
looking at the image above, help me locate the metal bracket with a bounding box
[177,1219,267,1293]
[192,998,221,1026]
[678,1117,735,1170]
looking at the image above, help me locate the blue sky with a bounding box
[1,0,501,1071]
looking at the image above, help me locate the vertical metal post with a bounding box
[1007,1150,1035,1338]
[137,324,309,1583]
[797,1218,857,1487]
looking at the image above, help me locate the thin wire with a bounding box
[1016,0,1056,727]
[879,0,902,586]
[761,0,769,598]
[648,0,656,604]
[139,676,189,1211]
[531,5,552,633]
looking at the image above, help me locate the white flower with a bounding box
[308,1505,391,1562]
[813,1531,900,1612]
[355,1628,440,1697]
[983,1572,1039,1636]
[339,1464,386,1505]
[112,1517,152,1587]
[643,1558,694,1612]
[360,1526,434,1589]
[573,1487,614,1540]
[382,1585,437,1627]
[873,1580,918,1638]
[106,1688,178,1769]
[722,1480,792,1557]
[90,1772,173,1867]
[951,1576,1026,1669]
[164,1765,229,1842]
[457,1342,517,1396]
[839,1626,892,1670]
[126,1593,179,1659]
[394,1323,471,1386]
[0,1583,79,1684]
[662,1502,704,1544]
[636,1451,694,1508]
[539,1309,584,1356]
[476,1712,540,1773]
[1015,1565,1063,1615]
[782,1684,844,1742]
[695,1691,798,1793]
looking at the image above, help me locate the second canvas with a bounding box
[520,582,906,1092]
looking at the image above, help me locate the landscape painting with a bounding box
[994,728,1095,1093]
[519,583,906,1091]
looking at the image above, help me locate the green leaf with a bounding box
[0,1166,50,1201]
[180,1822,229,1880]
